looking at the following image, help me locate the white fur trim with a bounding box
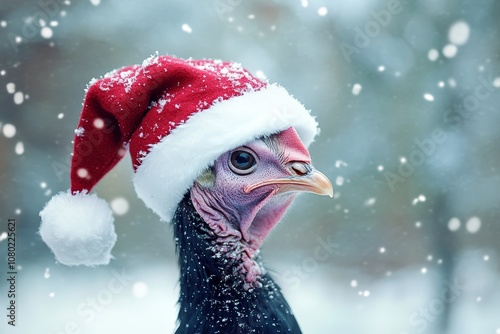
[39,191,117,266]
[133,83,319,222]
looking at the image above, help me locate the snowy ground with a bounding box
[1,251,499,334]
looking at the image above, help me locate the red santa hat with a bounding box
[39,53,318,266]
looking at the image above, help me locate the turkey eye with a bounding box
[229,149,257,175]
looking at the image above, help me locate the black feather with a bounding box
[173,193,302,334]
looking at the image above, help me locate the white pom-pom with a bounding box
[39,191,117,266]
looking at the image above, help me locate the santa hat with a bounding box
[39,53,318,266]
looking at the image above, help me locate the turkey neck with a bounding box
[172,193,302,334]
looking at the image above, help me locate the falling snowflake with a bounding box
[448,21,470,46]
[352,83,362,95]
[2,124,16,138]
[423,93,434,101]
[15,142,24,155]
[465,217,481,233]
[40,27,53,39]
[364,198,376,206]
[6,83,15,94]
[318,7,328,16]
[77,168,88,178]
[335,160,348,168]
[132,281,149,298]
[335,176,344,186]
[182,24,192,34]
[448,217,461,232]
[14,92,24,105]
[493,77,500,88]
[443,44,458,58]
[110,197,130,215]
[428,49,439,62]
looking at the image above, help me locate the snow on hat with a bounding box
[39,53,318,266]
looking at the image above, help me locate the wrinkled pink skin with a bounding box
[190,127,311,287]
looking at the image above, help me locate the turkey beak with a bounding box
[244,162,334,197]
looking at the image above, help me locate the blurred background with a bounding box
[1,0,500,333]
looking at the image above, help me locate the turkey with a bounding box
[39,54,333,333]
[174,126,332,333]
